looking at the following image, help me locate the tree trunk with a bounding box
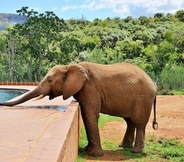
[37,51,43,82]
[6,34,15,82]
[28,54,33,81]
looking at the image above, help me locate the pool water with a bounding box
[0,88,29,102]
[0,88,67,111]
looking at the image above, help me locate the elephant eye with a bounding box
[62,73,66,80]
[47,76,52,83]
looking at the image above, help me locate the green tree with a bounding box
[6,27,26,81]
[81,36,97,51]
[154,12,164,19]
[133,28,156,46]
[138,16,150,25]
[60,35,81,62]
[155,40,174,72]
[13,7,67,81]
[175,10,184,22]
[0,31,9,81]
[86,48,106,63]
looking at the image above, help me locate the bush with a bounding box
[150,63,184,94]
[161,64,184,90]
[0,65,8,81]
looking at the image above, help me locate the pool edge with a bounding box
[25,101,82,162]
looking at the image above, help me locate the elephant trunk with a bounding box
[0,87,40,106]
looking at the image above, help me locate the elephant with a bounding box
[0,62,158,156]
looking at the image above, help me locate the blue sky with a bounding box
[1,0,184,21]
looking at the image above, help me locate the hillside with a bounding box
[0,13,27,30]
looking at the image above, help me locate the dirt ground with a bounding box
[85,95,184,161]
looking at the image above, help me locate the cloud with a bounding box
[80,1,96,10]
[112,5,130,16]
[61,5,78,11]
[61,1,95,11]
[61,0,184,17]
[51,7,58,11]
[142,0,184,15]
[29,7,40,11]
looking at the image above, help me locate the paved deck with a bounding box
[0,85,76,162]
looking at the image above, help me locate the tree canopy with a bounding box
[1,7,184,93]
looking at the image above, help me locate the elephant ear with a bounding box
[63,64,88,100]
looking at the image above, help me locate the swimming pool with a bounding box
[0,87,68,111]
[0,88,29,102]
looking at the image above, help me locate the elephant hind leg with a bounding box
[119,118,135,148]
[131,125,146,153]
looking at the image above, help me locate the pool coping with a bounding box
[0,82,39,86]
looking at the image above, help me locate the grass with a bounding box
[158,89,184,95]
[169,89,184,95]
[76,114,184,162]
[98,114,122,129]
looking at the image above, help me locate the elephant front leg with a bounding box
[81,107,103,156]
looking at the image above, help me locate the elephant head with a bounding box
[0,64,88,106]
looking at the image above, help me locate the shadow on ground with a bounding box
[78,147,147,161]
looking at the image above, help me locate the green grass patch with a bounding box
[76,114,184,162]
[98,114,122,129]
[169,89,184,95]
[143,135,184,162]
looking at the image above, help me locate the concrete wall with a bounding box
[57,102,82,162]
[24,102,82,162]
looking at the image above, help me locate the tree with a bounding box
[175,10,184,22]
[133,28,156,46]
[138,16,150,25]
[13,7,67,81]
[0,31,10,80]
[86,48,106,63]
[81,36,97,51]
[60,36,80,53]
[5,27,26,81]
[93,18,102,26]
[155,40,174,72]
[154,13,164,19]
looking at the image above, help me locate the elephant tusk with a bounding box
[32,94,45,101]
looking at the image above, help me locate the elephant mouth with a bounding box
[34,91,61,101]
[49,90,62,100]
[49,91,55,100]
[49,95,54,100]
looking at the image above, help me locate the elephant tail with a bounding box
[152,96,158,130]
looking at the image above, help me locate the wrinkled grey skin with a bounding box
[0,62,158,156]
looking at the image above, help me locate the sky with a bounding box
[0,0,184,21]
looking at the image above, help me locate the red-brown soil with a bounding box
[85,95,184,161]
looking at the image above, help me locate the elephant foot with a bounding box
[119,141,133,148]
[131,146,144,153]
[85,144,103,156]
